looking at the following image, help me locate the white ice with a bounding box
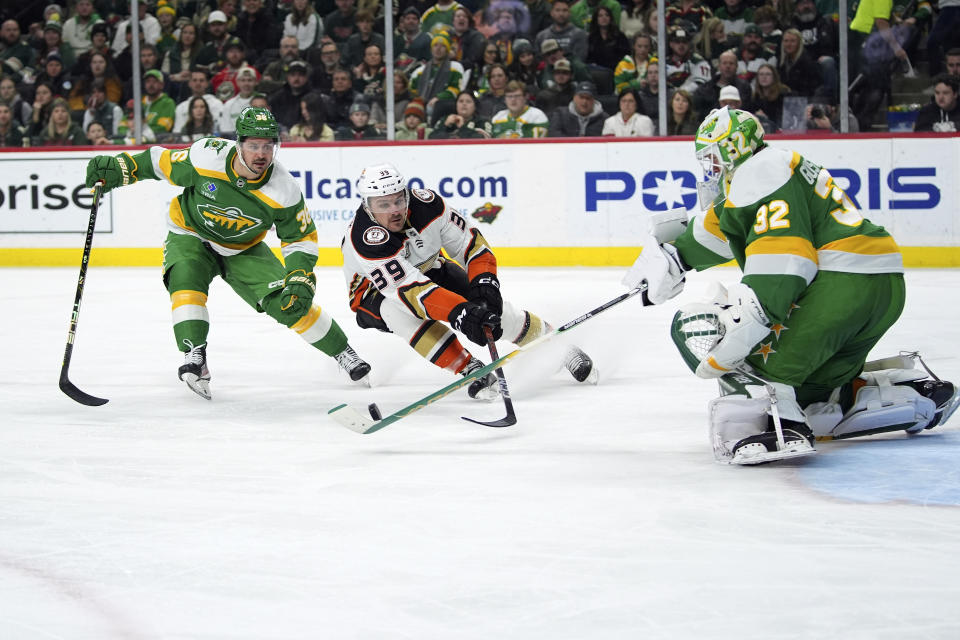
[1,266,959,640]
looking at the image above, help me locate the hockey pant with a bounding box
[162,232,347,356]
[353,259,547,375]
[743,271,906,408]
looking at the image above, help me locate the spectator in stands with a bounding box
[85,120,110,145]
[753,6,782,55]
[111,2,160,55]
[174,68,225,131]
[284,0,324,50]
[325,66,359,127]
[62,0,102,53]
[429,90,491,138]
[694,17,727,71]
[926,0,960,76]
[450,7,485,70]
[587,5,629,70]
[395,7,432,64]
[508,39,540,95]
[39,21,76,70]
[614,32,651,93]
[716,0,754,45]
[409,34,464,121]
[602,87,653,136]
[805,102,860,133]
[27,82,56,139]
[235,0,280,62]
[175,95,216,141]
[0,77,33,129]
[737,23,777,85]
[665,0,712,32]
[790,0,838,102]
[718,84,742,108]
[344,11,385,68]
[288,91,335,141]
[535,0,588,62]
[665,26,712,94]
[570,0,622,30]
[69,51,123,112]
[536,58,576,113]
[491,79,549,137]
[81,79,123,138]
[262,36,302,93]
[195,10,232,68]
[1,19,37,77]
[38,98,86,145]
[249,93,270,110]
[485,4,525,67]
[395,98,432,139]
[71,21,110,77]
[325,0,358,43]
[693,49,752,115]
[353,43,386,99]
[751,62,791,131]
[638,56,660,121]
[665,88,697,135]
[421,0,464,35]
[477,62,509,119]
[914,74,960,132]
[212,39,259,93]
[334,100,383,139]
[142,69,176,136]
[539,38,591,90]
[470,39,502,93]
[36,54,72,99]
[269,58,313,129]
[155,2,179,58]
[219,66,258,134]
[391,70,413,124]
[162,22,202,86]
[0,103,25,147]
[778,28,820,98]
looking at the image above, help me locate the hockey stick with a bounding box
[59,182,109,406]
[328,284,646,434]
[461,325,517,427]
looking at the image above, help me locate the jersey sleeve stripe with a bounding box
[155,148,175,184]
[250,189,283,209]
[397,280,438,319]
[818,234,900,256]
[744,253,818,284]
[281,237,320,258]
[168,198,197,232]
[691,211,734,259]
[745,235,818,263]
[195,166,229,181]
[818,250,904,273]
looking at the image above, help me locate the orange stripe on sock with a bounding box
[171,290,208,309]
[291,304,322,334]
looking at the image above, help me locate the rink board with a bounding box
[0,134,958,266]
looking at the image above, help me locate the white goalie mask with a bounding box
[357,163,409,222]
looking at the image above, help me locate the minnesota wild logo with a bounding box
[196,203,262,239]
[470,202,503,224]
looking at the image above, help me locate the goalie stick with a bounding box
[59,182,109,407]
[328,284,647,434]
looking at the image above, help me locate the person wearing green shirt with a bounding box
[569,0,622,29]
[490,80,549,138]
[623,107,957,465]
[421,0,465,35]
[83,107,372,400]
[142,69,176,136]
[409,34,465,120]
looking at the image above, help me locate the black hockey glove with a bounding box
[85,155,127,193]
[467,272,502,315]
[449,301,503,346]
[280,269,317,317]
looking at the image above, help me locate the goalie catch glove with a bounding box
[695,282,772,379]
[621,237,687,305]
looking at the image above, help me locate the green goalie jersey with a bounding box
[674,146,903,324]
[115,137,317,274]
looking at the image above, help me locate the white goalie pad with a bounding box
[709,395,770,463]
[805,374,936,438]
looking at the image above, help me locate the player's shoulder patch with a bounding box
[363,225,390,245]
[411,188,435,203]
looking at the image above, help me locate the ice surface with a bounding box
[2,266,959,640]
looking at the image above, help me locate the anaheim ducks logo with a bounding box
[411,188,434,202]
[196,203,262,239]
[363,225,389,245]
[470,202,503,224]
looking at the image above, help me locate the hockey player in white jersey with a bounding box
[341,163,597,399]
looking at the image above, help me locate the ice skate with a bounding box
[335,345,372,386]
[563,346,598,384]
[902,379,959,430]
[729,421,816,465]
[462,357,500,401]
[178,340,211,400]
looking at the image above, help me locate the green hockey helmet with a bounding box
[235,106,279,141]
[693,107,765,208]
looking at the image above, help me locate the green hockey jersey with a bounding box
[674,146,903,324]
[117,137,317,273]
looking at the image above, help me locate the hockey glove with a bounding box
[449,301,502,346]
[85,155,128,193]
[279,269,317,317]
[695,283,772,379]
[622,237,687,305]
[467,272,502,315]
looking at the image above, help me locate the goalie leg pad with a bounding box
[708,395,815,465]
[808,382,936,438]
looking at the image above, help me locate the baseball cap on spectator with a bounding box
[404,99,426,120]
[287,60,309,74]
[237,67,257,80]
[44,20,62,33]
[575,81,597,98]
[743,23,762,36]
[513,39,533,56]
[401,5,420,17]
[349,101,370,114]
[554,59,572,72]
[669,27,691,42]
[144,69,164,82]
[45,52,63,64]
[719,85,741,103]
[541,39,560,55]
[207,10,228,23]
[225,38,245,52]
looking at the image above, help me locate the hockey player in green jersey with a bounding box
[623,107,958,465]
[84,107,372,399]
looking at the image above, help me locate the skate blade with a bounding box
[470,386,501,402]
[182,375,212,401]
[351,373,372,388]
[726,442,816,465]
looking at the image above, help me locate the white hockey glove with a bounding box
[695,282,772,379]
[621,237,687,305]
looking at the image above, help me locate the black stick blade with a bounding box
[59,377,109,406]
[461,414,517,428]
